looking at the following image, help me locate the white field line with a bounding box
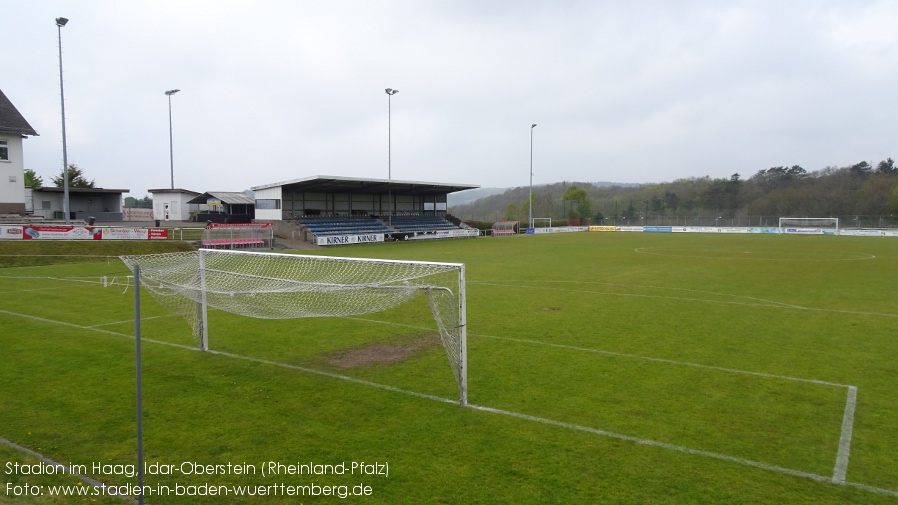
[0,308,891,498]
[833,386,858,483]
[0,286,71,295]
[347,316,853,387]
[476,279,807,309]
[472,281,898,319]
[85,314,175,329]
[632,248,877,262]
[0,275,130,295]
[0,275,114,284]
[474,281,811,310]
[466,404,896,498]
[475,332,853,388]
[0,437,137,504]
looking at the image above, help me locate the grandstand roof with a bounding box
[35,187,129,195]
[251,175,478,196]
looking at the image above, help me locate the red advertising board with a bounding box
[11,225,168,241]
[206,222,272,228]
[148,228,168,240]
[22,226,101,240]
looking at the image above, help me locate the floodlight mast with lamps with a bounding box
[385,88,398,226]
[165,89,180,190]
[529,123,537,229]
[56,17,70,224]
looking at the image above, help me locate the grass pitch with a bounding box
[1,233,897,504]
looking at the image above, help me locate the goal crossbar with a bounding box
[120,249,468,406]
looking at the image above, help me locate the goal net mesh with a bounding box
[119,249,466,402]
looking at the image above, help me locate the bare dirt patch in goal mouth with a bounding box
[325,333,441,368]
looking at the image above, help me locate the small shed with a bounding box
[148,188,202,222]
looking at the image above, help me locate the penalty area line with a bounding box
[465,404,897,498]
[0,308,893,498]
[833,386,858,483]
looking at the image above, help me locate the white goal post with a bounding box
[778,217,840,235]
[120,249,468,406]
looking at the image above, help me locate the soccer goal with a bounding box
[119,249,468,405]
[778,217,840,235]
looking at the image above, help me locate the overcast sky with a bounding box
[4,1,897,197]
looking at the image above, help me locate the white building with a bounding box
[0,89,39,215]
[147,188,202,222]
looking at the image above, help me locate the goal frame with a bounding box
[531,217,552,229]
[778,217,840,235]
[125,248,468,406]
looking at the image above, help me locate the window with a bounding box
[255,199,281,210]
[0,140,8,161]
[41,201,51,210]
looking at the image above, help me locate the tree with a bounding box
[125,196,153,208]
[850,161,873,177]
[562,186,589,219]
[23,169,43,188]
[504,202,518,221]
[51,164,95,188]
[876,158,896,174]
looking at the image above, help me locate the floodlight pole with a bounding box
[56,17,70,224]
[385,88,398,226]
[133,265,144,505]
[165,89,180,190]
[529,124,537,229]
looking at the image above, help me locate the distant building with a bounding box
[28,186,129,222]
[251,175,478,221]
[148,188,203,222]
[188,191,255,224]
[0,89,39,215]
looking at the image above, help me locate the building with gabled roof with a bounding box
[0,89,39,215]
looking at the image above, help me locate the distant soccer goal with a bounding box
[120,249,468,405]
[531,217,552,228]
[778,217,840,235]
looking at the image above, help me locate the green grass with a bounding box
[1,233,898,503]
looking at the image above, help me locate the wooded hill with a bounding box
[449,159,898,228]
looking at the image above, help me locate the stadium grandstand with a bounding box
[251,175,481,245]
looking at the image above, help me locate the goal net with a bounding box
[778,217,840,235]
[119,249,468,405]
